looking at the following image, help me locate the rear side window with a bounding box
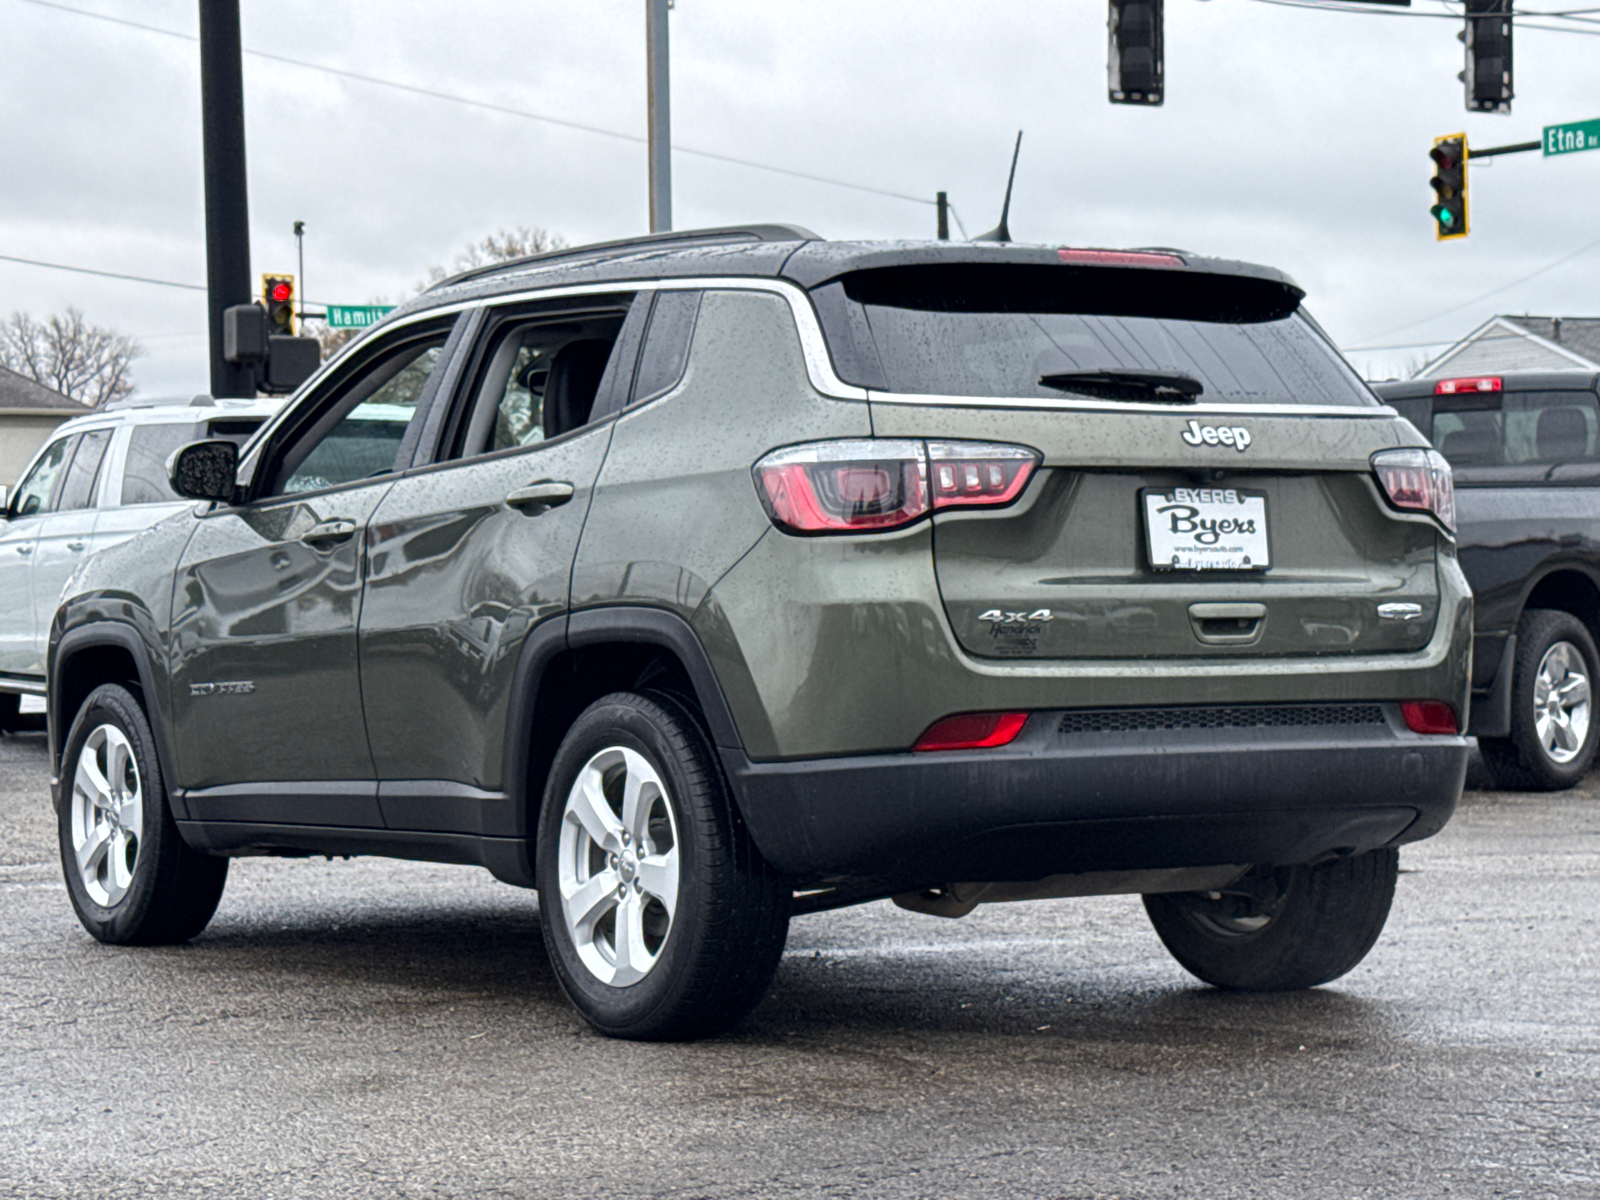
[57,429,112,512]
[121,418,269,506]
[812,264,1376,407]
[632,290,701,404]
[1433,390,1600,469]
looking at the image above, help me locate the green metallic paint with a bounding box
[360,423,613,791]
[572,290,869,618]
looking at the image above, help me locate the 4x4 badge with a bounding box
[1182,419,1252,452]
[979,610,1054,624]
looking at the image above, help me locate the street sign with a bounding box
[325,304,395,329]
[1544,118,1600,157]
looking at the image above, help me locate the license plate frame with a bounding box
[1141,487,1271,572]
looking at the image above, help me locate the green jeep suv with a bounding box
[48,228,1470,1040]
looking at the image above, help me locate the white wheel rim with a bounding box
[557,746,680,987]
[1533,640,1592,765]
[70,724,144,907]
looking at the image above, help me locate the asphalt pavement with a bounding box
[2,730,1596,1199]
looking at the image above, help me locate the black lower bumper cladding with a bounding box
[724,703,1467,888]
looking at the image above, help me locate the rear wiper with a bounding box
[1038,369,1204,403]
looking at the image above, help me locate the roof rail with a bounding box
[429,224,821,291]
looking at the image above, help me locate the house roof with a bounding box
[1417,315,1600,379]
[0,365,91,413]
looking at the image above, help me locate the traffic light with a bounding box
[1463,0,1513,114]
[1108,0,1162,106]
[1430,135,1469,241]
[262,274,296,333]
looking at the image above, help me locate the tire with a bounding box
[1479,609,1600,792]
[1143,849,1399,991]
[536,691,790,1041]
[58,683,229,945]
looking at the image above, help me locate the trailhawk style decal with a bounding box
[1181,419,1253,451]
[1143,487,1271,571]
[188,681,256,696]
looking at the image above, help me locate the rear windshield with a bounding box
[1432,390,1600,475]
[811,264,1377,407]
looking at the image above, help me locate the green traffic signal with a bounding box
[1429,135,1469,241]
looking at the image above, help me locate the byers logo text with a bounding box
[1181,419,1252,451]
[1156,489,1257,545]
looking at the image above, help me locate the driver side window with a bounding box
[266,331,450,498]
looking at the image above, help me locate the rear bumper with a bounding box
[723,703,1466,886]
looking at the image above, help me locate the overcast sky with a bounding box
[2,0,1597,397]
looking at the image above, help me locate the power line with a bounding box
[0,252,206,291]
[14,0,936,206]
[1243,0,1600,33]
[1356,232,1600,344]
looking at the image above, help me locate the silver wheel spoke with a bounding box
[611,892,650,985]
[619,751,653,844]
[75,754,113,808]
[76,820,112,875]
[569,773,621,851]
[1557,676,1591,708]
[563,869,621,933]
[636,851,679,920]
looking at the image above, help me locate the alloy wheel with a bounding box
[557,746,681,987]
[1533,640,1592,765]
[70,724,144,907]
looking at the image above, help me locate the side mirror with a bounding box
[168,440,239,503]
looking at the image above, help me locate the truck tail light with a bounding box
[1434,376,1500,395]
[754,440,1040,535]
[1372,448,1456,533]
[914,711,1030,751]
[1401,701,1458,735]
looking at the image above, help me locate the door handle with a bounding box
[67,540,87,552]
[14,544,33,556]
[506,481,575,513]
[300,519,358,547]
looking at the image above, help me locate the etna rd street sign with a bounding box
[325,304,396,329]
[1544,119,1600,157]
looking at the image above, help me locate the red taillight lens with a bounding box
[1434,376,1500,395]
[753,440,1040,535]
[1372,448,1456,533]
[914,711,1030,751]
[1401,701,1458,735]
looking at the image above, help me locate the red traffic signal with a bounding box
[261,274,296,330]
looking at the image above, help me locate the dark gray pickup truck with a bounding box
[1376,369,1600,789]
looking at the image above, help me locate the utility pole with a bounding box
[646,0,672,232]
[936,192,950,240]
[198,0,255,398]
[293,220,306,326]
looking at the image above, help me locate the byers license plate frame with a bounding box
[1142,486,1271,572]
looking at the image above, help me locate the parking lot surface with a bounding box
[2,731,1596,1199]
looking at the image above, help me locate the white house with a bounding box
[1417,316,1600,379]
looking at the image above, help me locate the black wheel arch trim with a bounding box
[501,605,749,829]
[49,622,181,818]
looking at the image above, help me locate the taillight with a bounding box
[753,439,1040,535]
[914,711,1030,751]
[1401,701,1458,735]
[1434,376,1500,395]
[1372,448,1456,533]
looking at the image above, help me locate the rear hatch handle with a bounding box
[1188,602,1266,646]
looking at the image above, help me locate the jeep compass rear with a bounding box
[49,230,1469,1041]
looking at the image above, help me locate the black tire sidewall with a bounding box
[58,684,176,943]
[536,694,719,1036]
[1506,609,1600,788]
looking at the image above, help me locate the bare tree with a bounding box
[309,226,567,362]
[0,308,143,407]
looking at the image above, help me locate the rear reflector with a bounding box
[914,711,1030,751]
[1057,248,1184,268]
[1401,701,1458,735]
[1434,376,1501,395]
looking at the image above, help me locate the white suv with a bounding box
[0,396,281,727]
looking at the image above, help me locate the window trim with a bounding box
[9,433,78,520]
